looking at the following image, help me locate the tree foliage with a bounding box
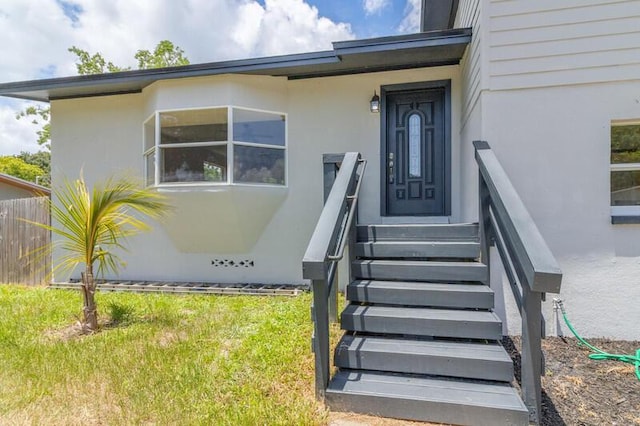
[36,174,171,331]
[0,156,45,183]
[68,46,128,74]
[17,40,190,149]
[134,40,190,69]
[15,105,50,148]
[17,150,51,186]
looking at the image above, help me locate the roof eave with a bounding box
[0,173,51,196]
[0,28,471,103]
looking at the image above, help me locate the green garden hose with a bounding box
[553,298,640,381]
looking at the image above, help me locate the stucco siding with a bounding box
[483,81,640,339]
[51,94,145,183]
[489,0,640,90]
[49,68,463,285]
[458,96,482,224]
[452,0,640,339]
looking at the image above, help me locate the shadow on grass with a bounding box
[502,336,566,426]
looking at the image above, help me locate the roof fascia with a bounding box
[0,28,471,102]
[0,173,51,195]
[0,51,339,102]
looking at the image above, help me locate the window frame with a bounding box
[143,105,288,188]
[143,114,157,187]
[610,120,640,222]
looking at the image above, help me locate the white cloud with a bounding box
[398,0,421,33]
[0,0,355,155]
[363,0,390,15]
[0,2,77,81]
[0,102,43,155]
[253,0,353,56]
[0,1,428,156]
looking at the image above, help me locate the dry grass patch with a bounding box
[0,285,327,425]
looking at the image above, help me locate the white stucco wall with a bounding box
[453,0,640,340]
[482,83,640,340]
[50,67,462,285]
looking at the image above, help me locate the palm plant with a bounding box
[39,174,170,331]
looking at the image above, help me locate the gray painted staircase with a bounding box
[326,223,529,425]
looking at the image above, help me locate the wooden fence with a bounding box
[0,197,51,285]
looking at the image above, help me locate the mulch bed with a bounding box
[506,336,640,426]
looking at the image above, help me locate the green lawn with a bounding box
[0,285,327,425]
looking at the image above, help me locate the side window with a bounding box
[610,123,640,219]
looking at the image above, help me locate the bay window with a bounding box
[144,107,286,186]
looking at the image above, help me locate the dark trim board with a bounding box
[379,80,452,217]
[421,0,460,31]
[611,215,640,224]
[0,30,471,102]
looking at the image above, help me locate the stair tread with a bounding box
[355,241,480,259]
[354,259,486,267]
[327,370,528,412]
[357,241,479,246]
[349,280,492,293]
[335,335,514,381]
[347,280,494,309]
[357,223,480,242]
[337,335,511,362]
[341,304,502,339]
[352,259,488,283]
[343,304,500,322]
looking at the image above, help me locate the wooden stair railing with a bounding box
[302,152,366,399]
[474,140,563,424]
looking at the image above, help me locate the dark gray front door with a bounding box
[384,88,448,216]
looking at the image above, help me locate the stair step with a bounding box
[352,260,488,283]
[326,370,529,426]
[357,223,479,242]
[347,280,494,309]
[355,241,480,259]
[341,305,502,340]
[335,335,513,382]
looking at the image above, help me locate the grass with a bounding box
[0,285,327,425]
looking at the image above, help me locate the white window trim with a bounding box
[610,163,640,172]
[142,113,157,187]
[611,205,640,216]
[144,105,288,188]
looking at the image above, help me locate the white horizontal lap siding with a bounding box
[456,0,484,123]
[489,0,640,90]
[455,0,479,27]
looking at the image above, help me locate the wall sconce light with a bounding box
[370,91,380,113]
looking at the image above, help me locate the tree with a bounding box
[17,40,190,149]
[16,105,50,148]
[0,156,45,183]
[134,40,189,70]
[36,175,171,332]
[17,151,51,187]
[67,46,127,74]
[69,40,189,74]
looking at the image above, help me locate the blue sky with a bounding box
[0,0,421,155]
[309,0,413,38]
